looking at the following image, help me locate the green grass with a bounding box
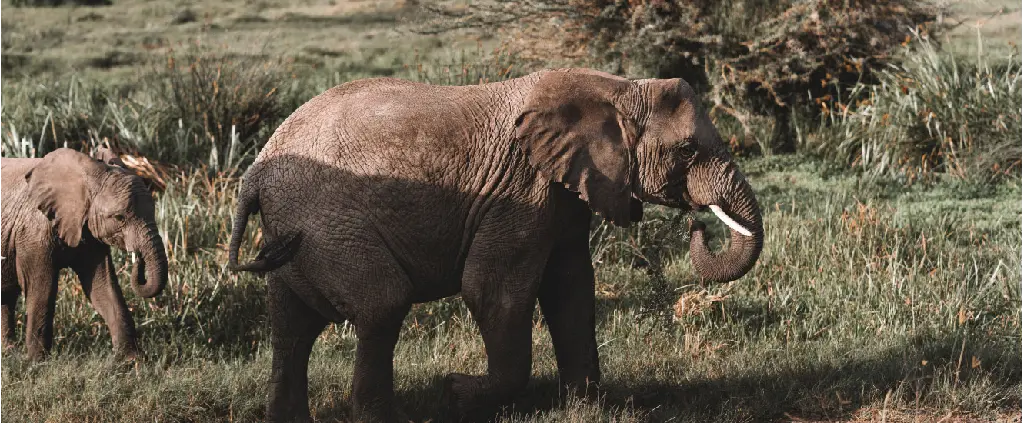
[0,0,495,80]
[1,156,1019,422]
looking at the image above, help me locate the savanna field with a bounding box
[1,1,1021,421]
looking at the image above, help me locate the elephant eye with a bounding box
[678,140,698,157]
[112,213,126,223]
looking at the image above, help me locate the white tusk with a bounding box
[709,205,754,237]
[131,252,137,265]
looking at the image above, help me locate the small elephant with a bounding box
[228,69,763,421]
[1,148,168,360]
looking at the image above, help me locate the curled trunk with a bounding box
[128,224,168,298]
[689,174,764,283]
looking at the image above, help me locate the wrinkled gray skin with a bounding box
[1,148,168,360]
[228,69,764,421]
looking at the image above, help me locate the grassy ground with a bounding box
[1,1,1021,422]
[0,0,496,80]
[937,0,1021,59]
[1,156,1019,422]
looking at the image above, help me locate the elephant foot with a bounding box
[442,372,501,421]
[267,410,312,423]
[266,398,312,423]
[113,343,141,362]
[349,405,402,423]
[25,346,48,362]
[558,377,602,401]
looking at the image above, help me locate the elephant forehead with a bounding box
[648,100,699,139]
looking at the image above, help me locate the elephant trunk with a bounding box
[689,169,764,283]
[128,223,168,298]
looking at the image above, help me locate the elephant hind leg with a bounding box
[340,251,413,421]
[350,304,409,422]
[267,271,328,423]
[272,230,415,422]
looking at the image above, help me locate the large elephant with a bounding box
[228,69,763,421]
[1,148,168,360]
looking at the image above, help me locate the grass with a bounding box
[1,155,1019,422]
[0,0,496,80]
[1,0,1020,421]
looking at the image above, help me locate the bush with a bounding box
[1,41,525,167]
[809,35,1022,182]
[135,42,288,168]
[424,0,939,153]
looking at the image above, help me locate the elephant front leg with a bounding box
[538,232,601,398]
[18,253,58,360]
[1,286,20,351]
[444,300,534,419]
[445,224,549,419]
[73,252,139,359]
[266,274,327,423]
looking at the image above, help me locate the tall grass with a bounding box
[0,41,523,168]
[6,0,110,6]
[808,34,1022,182]
[0,75,122,157]
[133,42,285,167]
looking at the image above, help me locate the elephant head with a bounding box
[515,70,763,283]
[25,148,168,297]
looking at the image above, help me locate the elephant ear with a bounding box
[25,148,104,248]
[515,71,639,227]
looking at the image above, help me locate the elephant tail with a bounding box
[227,185,301,273]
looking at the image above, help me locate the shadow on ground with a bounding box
[308,330,1020,422]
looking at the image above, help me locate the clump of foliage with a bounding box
[0,17,13,52]
[135,42,287,167]
[810,35,1022,183]
[422,0,939,153]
